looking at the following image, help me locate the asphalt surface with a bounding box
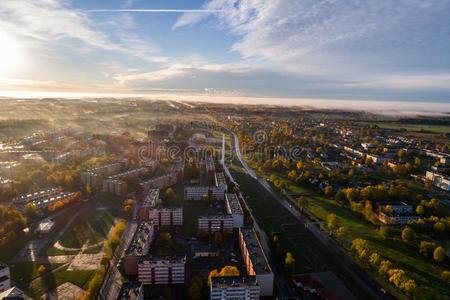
[231,131,395,300]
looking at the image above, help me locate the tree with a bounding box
[397,149,406,160]
[415,205,424,215]
[401,227,415,244]
[336,226,347,238]
[433,246,446,263]
[86,184,92,195]
[324,185,334,197]
[208,266,240,285]
[285,252,295,271]
[369,253,380,267]
[388,268,406,288]
[434,221,446,232]
[37,264,46,274]
[419,241,435,257]
[378,260,392,276]
[441,270,450,283]
[297,196,309,212]
[25,203,39,217]
[414,157,421,167]
[165,187,175,202]
[327,213,338,230]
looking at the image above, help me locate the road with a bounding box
[231,131,394,300]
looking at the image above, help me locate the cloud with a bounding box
[87,9,220,13]
[0,0,165,63]
[174,0,450,77]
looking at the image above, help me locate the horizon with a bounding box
[0,0,450,106]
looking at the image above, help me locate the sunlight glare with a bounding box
[0,32,23,75]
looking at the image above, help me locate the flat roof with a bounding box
[211,275,259,288]
[143,189,160,207]
[240,227,272,274]
[226,193,243,215]
[126,222,154,257]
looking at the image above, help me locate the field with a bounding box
[252,168,450,300]
[4,195,121,299]
[229,159,373,300]
[356,121,450,134]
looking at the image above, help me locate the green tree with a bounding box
[415,205,424,215]
[379,226,391,239]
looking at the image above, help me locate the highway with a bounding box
[231,131,394,300]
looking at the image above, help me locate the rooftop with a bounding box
[142,189,160,208]
[225,193,243,215]
[211,275,259,288]
[117,282,143,300]
[126,222,154,257]
[240,227,272,274]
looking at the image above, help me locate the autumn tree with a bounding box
[419,241,436,257]
[327,213,338,231]
[37,264,46,274]
[285,252,295,272]
[297,196,309,212]
[401,227,415,244]
[433,246,446,263]
[208,266,240,285]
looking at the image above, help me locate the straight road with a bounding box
[231,131,394,300]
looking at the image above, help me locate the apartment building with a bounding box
[148,207,183,226]
[102,179,127,196]
[210,276,260,300]
[198,214,234,234]
[139,189,161,220]
[12,188,61,204]
[81,163,122,188]
[117,282,144,300]
[239,227,274,296]
[138,255,186,285]
[124,222,155,276]
[184,186,226,201]
[215,172,227,189]
[140,172,179,192]
[225,193,244,228]
[0,263,11,292]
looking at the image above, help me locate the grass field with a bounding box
[356,121,450,134]
[10,261,94,298]
[256,170,450,300]
[58,209,114,249]
[229,161,374,300]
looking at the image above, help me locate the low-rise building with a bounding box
[239,227,274,296]
[0,263,11,292]
[377,202,419,225]
[138,255,186,285]
[12,188,61,204]
[215,172,227,189]
[426,171,450,191]
[36,219,55,234]
[124,222,155,276]
[210,276,260,300]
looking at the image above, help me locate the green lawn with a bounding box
[10,261,94,299]
[259,171,450,300]
[356,121,450,134]
[58,209,114,249]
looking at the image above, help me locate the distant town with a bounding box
[0,98,449,300]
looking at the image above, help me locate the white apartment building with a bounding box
[215,172,227,189]
[239,227,274,297]
[210,276,260,300]
[81,162,122,188]
[0,263,11,292]
[198,214,234,234]
[184,186,226,201]
[12,188,61,204]
[148,207,183,226]
[138,256,186,285]
[225,193,244,228]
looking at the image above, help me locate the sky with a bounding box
[0,0,450,105]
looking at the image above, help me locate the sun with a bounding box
[0,32,23,75]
